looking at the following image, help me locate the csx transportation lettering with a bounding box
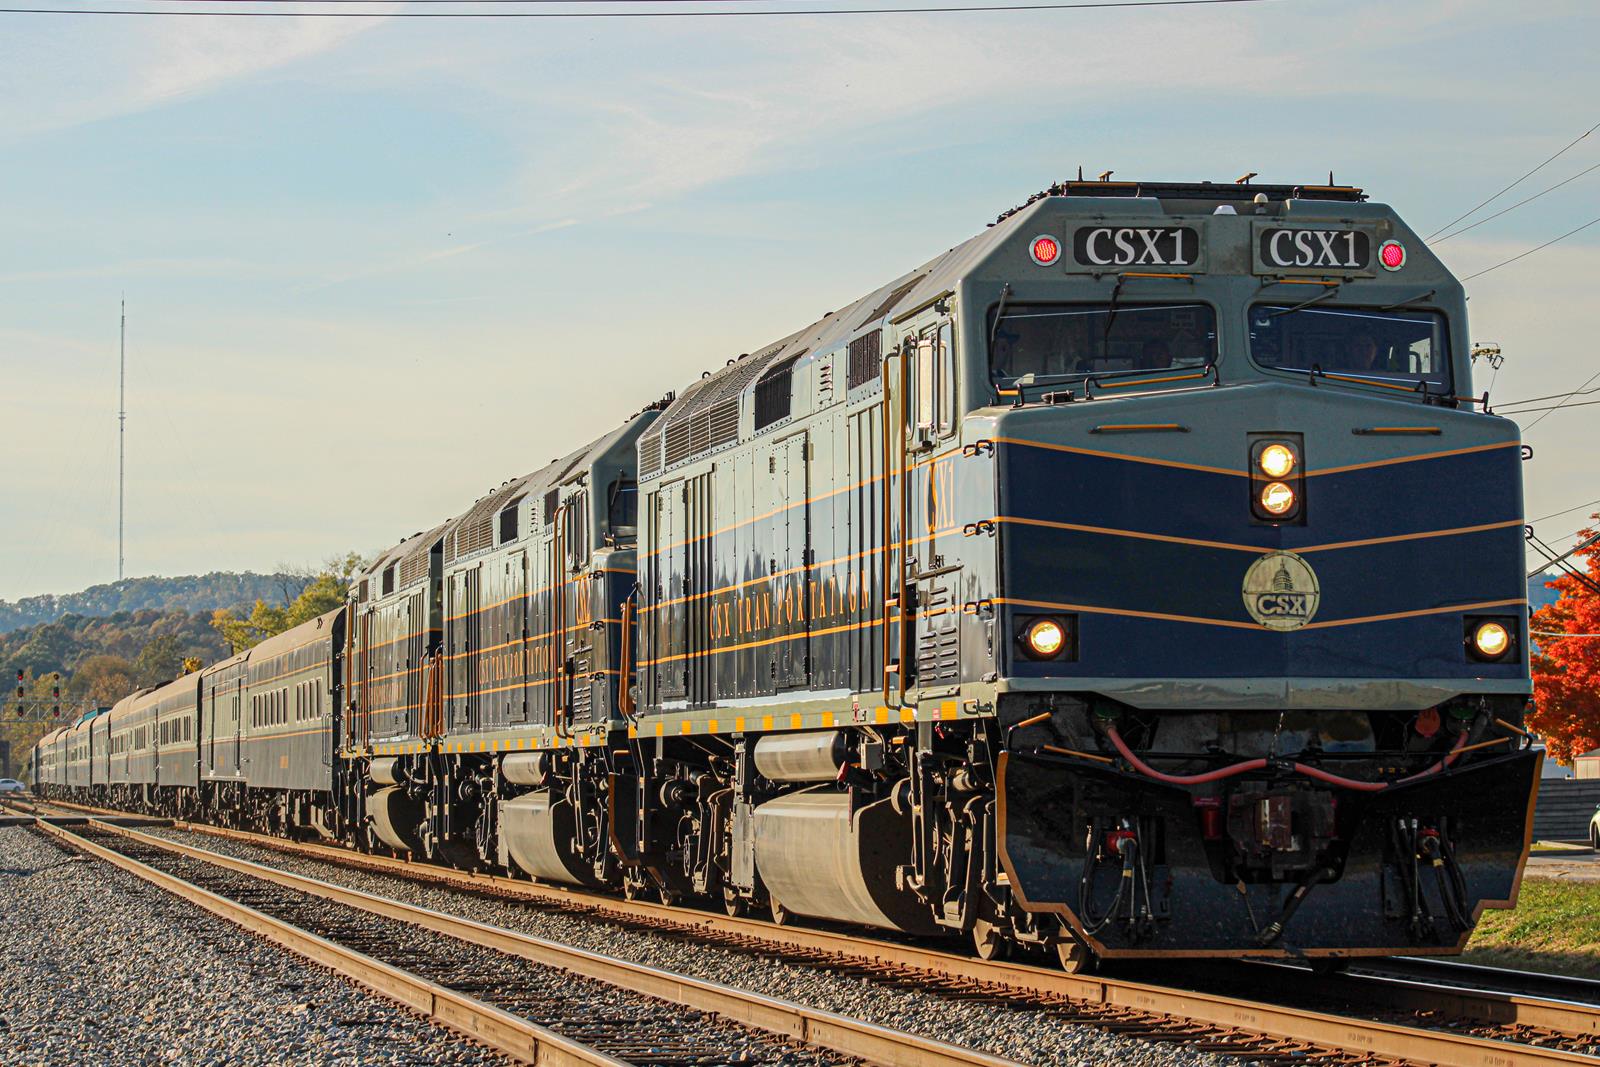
[1241,551,1321,631]
[1258,228,1372,271]
[1072,226,1197,267]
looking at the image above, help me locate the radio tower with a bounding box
[118,298,126,583]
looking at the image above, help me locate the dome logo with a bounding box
[1242,551,1321,631]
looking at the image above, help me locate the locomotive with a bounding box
[36,179,1541,971]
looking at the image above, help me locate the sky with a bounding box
[0,0,1596,600]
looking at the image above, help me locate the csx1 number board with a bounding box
[1253,224,1377,276]
[1067,225,1204,272]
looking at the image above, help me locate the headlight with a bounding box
[1258,443,1296,478]
[1259,481,1296,516]
[1471,620,1511,659]
[1025,618,1065,657]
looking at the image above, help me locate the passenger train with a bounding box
[35,179,1541,970]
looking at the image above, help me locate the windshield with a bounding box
[989,302,1216,384]
[1249,304,1451,390]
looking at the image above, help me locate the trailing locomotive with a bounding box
[36,179,1541,970]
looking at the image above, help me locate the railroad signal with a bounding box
[51,674,60,719]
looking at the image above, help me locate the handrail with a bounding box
[617,595,636,720]
[896,339,913,709]
[552,503,569,738]
[880,350,897,710]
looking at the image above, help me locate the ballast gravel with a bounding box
[144,826,1239,1067]
[0,826,508,1066]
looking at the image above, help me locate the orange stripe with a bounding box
[995,436,1521,480]
[644,449,961,558]
[642,524,962,614]
[639,617,885,668]
[992,436,1244,477]
[1304,440,1520,478]
[1298,598,1527,631]
[994,596,1529,633]
[1294,519,1524,554]
[995,515,1525,556]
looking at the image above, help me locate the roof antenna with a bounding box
[1329,170,1335,185]
[1076,165,1084,181]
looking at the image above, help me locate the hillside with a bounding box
[0,572,311,634]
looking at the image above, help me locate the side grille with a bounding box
[639,432,662,478]
[453,517,493,559]
[915,580,961,684]
[664,417,694,466]
[846,329,881,390]
[398,548,430,588]
[659,396,740,469]
[707,397,739,447]
[754,357,798,431]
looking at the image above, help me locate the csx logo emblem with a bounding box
[1242,551,1321,631]
[1255,593,1311,617]
[1072,226,1197,267]
[1258,228,1372,271]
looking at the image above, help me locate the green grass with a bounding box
[1465,877,1600,978]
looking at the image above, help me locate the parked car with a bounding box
[0,778,25,793]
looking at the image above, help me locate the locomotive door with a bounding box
[447,567,482,731]
[504,550,528,726]
[909,320,962,697]
[654,481,688,702]
[774,432,810,689]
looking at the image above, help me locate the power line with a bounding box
[1500,397,1600,417]
[1497,384,1600,409]
[1433,158,1600,243]
[1521,367,1600,430]
[0,0,1279,14]
[1460,215,1600,282]
[1427,118,1600,240]
[1532,631,1600,639]
[1529,497,1600,525]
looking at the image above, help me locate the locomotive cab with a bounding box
[952,181,1538,959]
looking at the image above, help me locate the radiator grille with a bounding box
[754,357,798,431]
[846,329,881,390]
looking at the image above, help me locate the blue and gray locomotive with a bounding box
[37,179,1540,969]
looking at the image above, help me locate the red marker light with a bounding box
[1029,234,1061,266]
[1379,239,1406,271]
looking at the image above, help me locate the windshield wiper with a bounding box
[1266,285,1340,318]
[987,282,1012,353]
[1103,275,1126,339]
[1381,288,1437,311]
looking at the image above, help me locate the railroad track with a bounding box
[33,816,1016,1067]
[25,800,1600,1065]
[145,817,1600,1067]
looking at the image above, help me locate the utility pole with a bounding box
[118,298,126,583]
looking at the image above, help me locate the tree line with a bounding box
[0,555,362,774]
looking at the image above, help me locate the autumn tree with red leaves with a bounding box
[1529,521,1600,766]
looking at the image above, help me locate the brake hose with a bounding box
[1104,727,1468,792]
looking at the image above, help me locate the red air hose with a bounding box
[1103,726,1469,793]
[1103,727,1268,785]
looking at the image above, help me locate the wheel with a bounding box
[1056,935,1096,974]
[1591,824,1599,852]
[769,896,791,926]
[971,915,1011,962]
[722,886,747,918]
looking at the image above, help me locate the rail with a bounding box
[38,816,1020,1067]
[153,818,1600,1066]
